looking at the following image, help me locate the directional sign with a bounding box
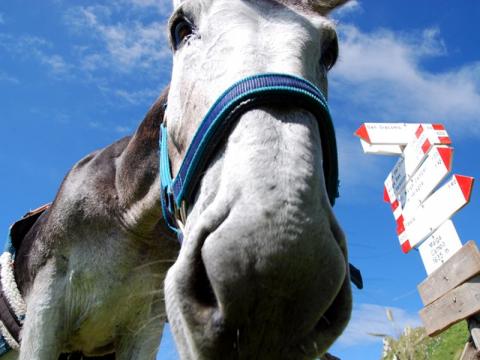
[360,139,404,155]
[402,126,451,179]
[355,121,474,272]
[418,220,462,275]
[415,124,451,145]
[397,175,474,253]
[384,146,453,218]
[384,156,407,204]
[398,231,410,254]
[383,127,452,205]
[402,147,454,218]
[355,123,448,145]
[390,199,403,220]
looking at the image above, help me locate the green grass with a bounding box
[382,321,469,360]
[427,321,469,360]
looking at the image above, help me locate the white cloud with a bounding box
[337,303,421,346]
[39,54,71,75]
[115,87,161,105]
[0,71,20,84]
[88,121,102,129]
[332,0,362,18]
[115,125,132,133]
[65,5,170,74]
[335,127,393,201]
[123,0,172,14]
[330,25,480,137]
[87,121,132,134]
[0,33,70,76]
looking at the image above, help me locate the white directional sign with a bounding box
[418,220,462,275]
[383,155,406,204]
[360,139,404,155]
[402,147,453,218]
[384,146,453,218]
[396,174,474,253]
[356,122,475,276]
[355,123,449,145]
[402,126,451,179]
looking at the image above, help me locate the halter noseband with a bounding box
[160,73,339,238]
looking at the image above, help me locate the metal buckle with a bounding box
[174,200,187,233]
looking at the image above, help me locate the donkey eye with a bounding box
[321,34,339,71]
[171,18,194,50]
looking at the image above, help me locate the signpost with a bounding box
[396,174,473,252]
[384,145,453,216]
[356,122,477,357]
[355,123,449,146]
[360,139,403,155]
[418,220,462,275]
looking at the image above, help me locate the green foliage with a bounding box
[426,321,469,360]
[382,321,469,360]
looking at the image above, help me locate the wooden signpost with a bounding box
[355,122,477,358]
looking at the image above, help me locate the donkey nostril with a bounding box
[191,255,217,308]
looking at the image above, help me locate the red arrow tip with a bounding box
[455,175,474,202]
[383,187,391,203]
[415,125,424,138]
[396,215,405,235]
[355,124,371,143]
[439,136,452,145]
[433,124,445,131]
[391,200,399,211]
[421,139,432,154]
[437,147,454,170]
[401,240,412,254]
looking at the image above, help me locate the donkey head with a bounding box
[163,0,352,358]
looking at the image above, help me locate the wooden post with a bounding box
[418,241,480,336]
[460,341,479,360]
[418,241,480,306]
[417,241,480,359]
[468,315,480,352]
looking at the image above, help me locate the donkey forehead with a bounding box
[171,0,349,15]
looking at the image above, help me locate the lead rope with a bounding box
[0,249,27,353]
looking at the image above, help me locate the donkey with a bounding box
[5,0,354,359]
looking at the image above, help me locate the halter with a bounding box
[158,73,364,289]
[160,73,339,238]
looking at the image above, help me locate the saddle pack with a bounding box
[0,204,49,355]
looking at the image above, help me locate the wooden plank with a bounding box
[419,274,480,336]
[460,341,478,360]
[418,241,480,305]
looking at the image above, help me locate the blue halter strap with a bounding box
[160,73,339,238]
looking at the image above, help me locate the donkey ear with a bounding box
[309,0,351,15]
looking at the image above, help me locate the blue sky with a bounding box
[0,0,478,359]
